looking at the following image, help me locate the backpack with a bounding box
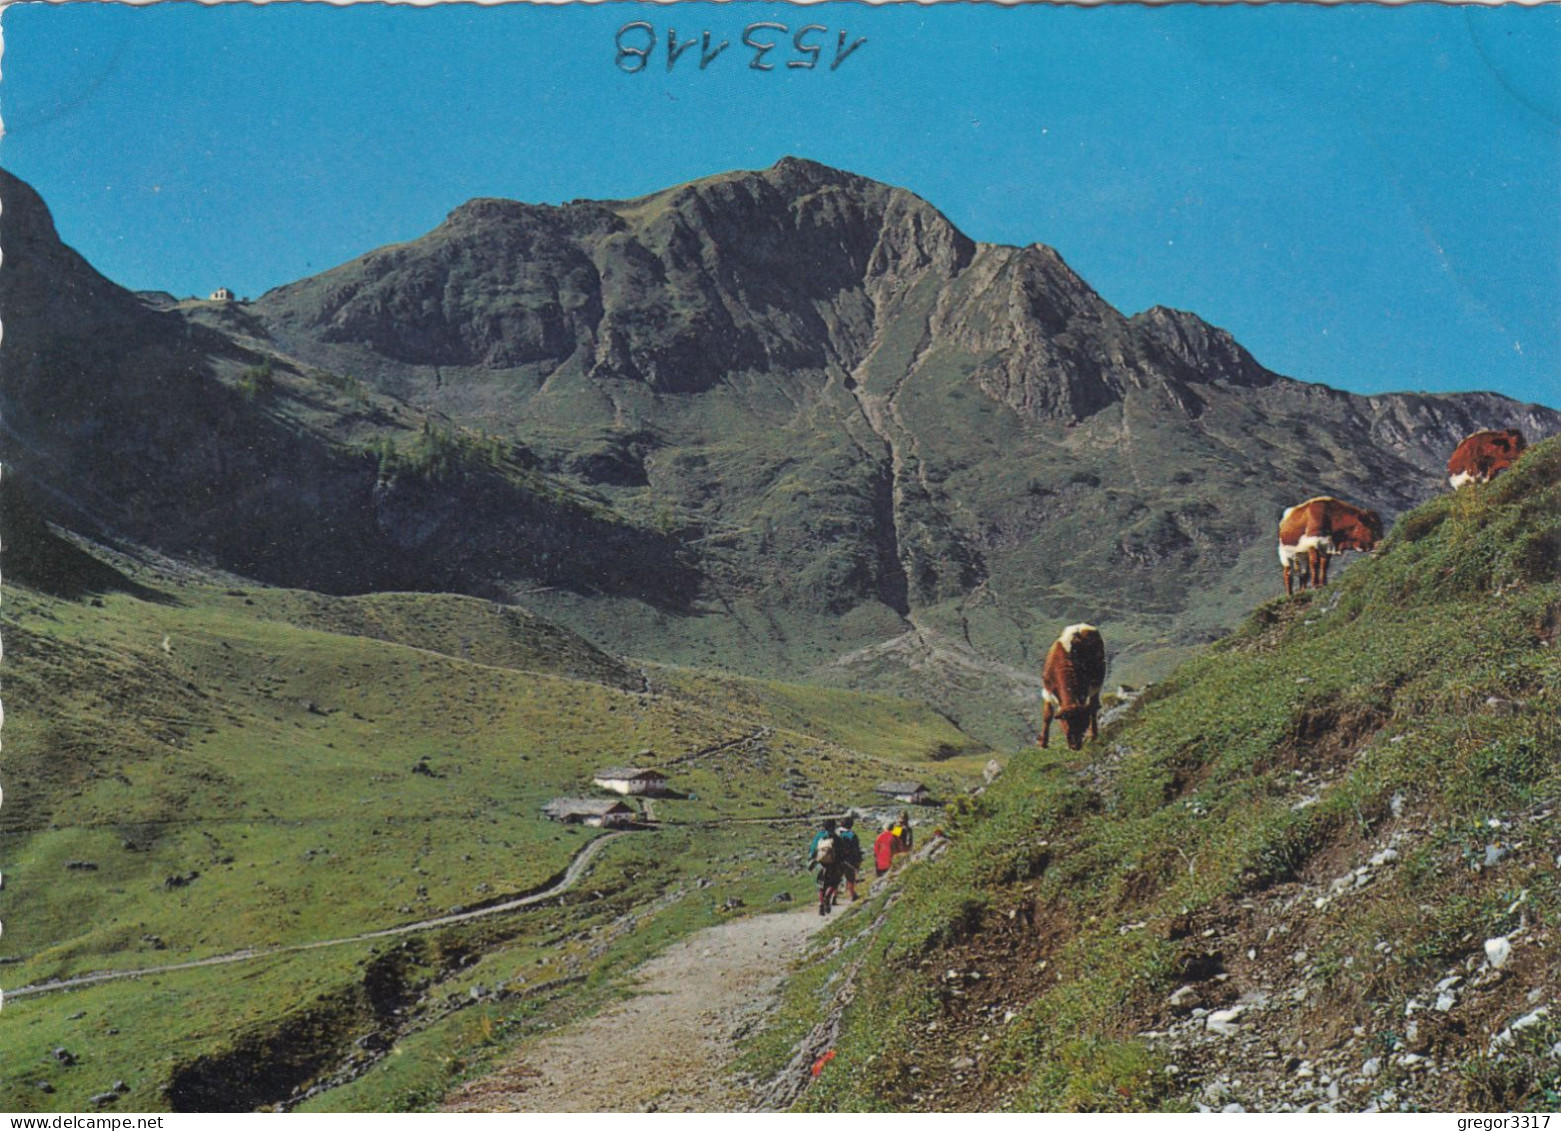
[837,829,862,865]
[814,835,837,866]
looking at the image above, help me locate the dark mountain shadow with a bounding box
[1,479,170,603]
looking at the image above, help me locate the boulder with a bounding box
[1484,937,1513,969]
[1206,1006,1245,1036]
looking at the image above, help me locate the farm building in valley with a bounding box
[593,767,670,796]
[876,781,932,805]
[543,798,637,827]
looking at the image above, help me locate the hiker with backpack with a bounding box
[808,817,843,916]
[836,813,864,902]
[873,820,897,877]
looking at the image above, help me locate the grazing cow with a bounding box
[1039,623,1106,751]
[1448,429,1526,489]
[1278,497,1383,596]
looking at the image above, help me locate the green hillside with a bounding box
[0,560,983,1112]
[754,439,1561,1113]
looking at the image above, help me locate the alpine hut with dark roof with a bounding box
[592,767,670,796]
[875,781,931,805]
[543,798,637,827]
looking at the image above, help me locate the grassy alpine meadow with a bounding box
[756,438,1561,1113]
[1,569,981,1111]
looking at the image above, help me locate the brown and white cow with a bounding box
[1038,623,1106,751]
[1278,497,1383,595]
[1448,429,1526,489]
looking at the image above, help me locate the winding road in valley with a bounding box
[5,831,629,1001]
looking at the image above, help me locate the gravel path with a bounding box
[444,905,831,1112]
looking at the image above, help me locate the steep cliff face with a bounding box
[255,158,976,395]
[6,161,1555,741]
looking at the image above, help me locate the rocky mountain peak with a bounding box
[1130,305,1277,390]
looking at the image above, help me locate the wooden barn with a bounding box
[592,767,670,796]
[875,781,931,805]
[543,798,637,827]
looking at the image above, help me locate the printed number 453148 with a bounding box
[616,23,867,73]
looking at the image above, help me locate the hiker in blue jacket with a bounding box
[835,813,864,902]
[808,817,843,916]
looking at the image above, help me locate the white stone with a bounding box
[1436,992,1457,1012]
[1361,1057,1382,1078]
[1207,1007,1246,1035]
[1512,1008,1549,1032]
[1370,848,1400,867]
[1485,936,1513,969]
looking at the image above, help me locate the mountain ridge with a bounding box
[4,159,1555,743]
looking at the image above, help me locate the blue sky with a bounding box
[3,2,1558,406]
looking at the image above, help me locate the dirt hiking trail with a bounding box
[444,904,831,1112]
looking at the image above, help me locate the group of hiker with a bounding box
[806,811,915,916]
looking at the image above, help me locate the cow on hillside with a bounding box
[1038,623,1106,751]
[1448,428,1526,489]
[1278,497,1383,596]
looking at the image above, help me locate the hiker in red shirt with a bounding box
[873,822,897,877]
